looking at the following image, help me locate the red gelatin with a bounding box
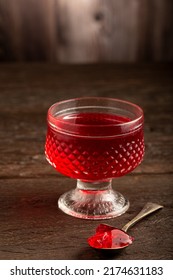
[96,223,116,233]
[45,112,144,182]
[88,224,134,249]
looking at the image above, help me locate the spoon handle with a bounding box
[122,202,163,232]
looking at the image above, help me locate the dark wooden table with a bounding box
[0,63,172,260]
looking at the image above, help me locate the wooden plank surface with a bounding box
[0,63,172,260]
[0,0,173,62]
[0,175,172,260]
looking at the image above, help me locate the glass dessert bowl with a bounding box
[45,97,144,219]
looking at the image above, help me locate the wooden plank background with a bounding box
[0,0,173,62]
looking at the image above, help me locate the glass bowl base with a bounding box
[58,187,129,220]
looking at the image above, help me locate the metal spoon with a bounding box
[88,202,163,250]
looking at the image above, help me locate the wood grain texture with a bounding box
[0,0,57,61]
[137,0,173,61]
[0,175,172,260]
[0,0,173,62]
[0,63,172,259]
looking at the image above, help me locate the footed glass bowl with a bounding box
[45,97,144,219]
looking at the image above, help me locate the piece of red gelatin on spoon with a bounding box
[88,227,134,249]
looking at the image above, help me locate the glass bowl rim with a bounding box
[47,97,144,136]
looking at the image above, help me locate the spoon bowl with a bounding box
[88,224,134,249]
[88,202,163,250]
